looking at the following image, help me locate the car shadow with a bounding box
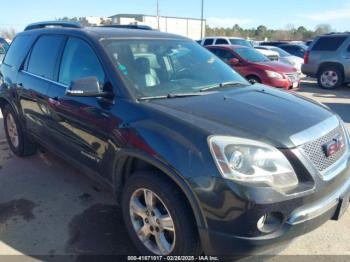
[298,80,350,100]
[0,146,138,261]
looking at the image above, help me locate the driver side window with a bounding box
[59,38,105,87]
[215,49,235,63]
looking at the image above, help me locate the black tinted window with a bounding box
[3,35,32,68]
[203,39,214,46]
[59,38,105,86]
[216,39,229,45]
[28,35,64,79]
[215,49,235,63]
[312,36,347,51]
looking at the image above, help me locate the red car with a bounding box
[207,45,300,90]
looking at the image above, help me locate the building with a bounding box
[84,16,112,26]
[109,14,205,40]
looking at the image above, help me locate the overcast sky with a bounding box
[1,0,350,31]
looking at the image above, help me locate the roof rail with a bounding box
[97,24,153,30]
[24,21,82,31]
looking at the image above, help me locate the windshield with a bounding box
[235,47,270,62]
[229,39,252,47]
[270,47,290,57]
[102,39,249,99]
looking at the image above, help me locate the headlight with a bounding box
[208,136,298,192]
[265,70,284,79]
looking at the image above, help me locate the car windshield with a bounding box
[102,39,249,99]
[229,39,252,47]
[270,47,290,57]
[234,47,270,62]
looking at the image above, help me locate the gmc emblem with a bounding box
[323,135,344,157]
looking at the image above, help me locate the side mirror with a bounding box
[228,58,239,66]
[66,77,108,97]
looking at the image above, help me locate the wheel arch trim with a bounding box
[112,149,208,229]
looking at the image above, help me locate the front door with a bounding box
[46,37,114,174]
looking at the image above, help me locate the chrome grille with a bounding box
[285,72,300,82]
[301,125,347,173]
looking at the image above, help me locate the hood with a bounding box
[251,60,297,73]
[145,85,334,148]
[256,49,279,57]
[284,55,304,65]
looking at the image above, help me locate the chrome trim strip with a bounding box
[290,115,339,147]
[287,175,350,225]
[21,70,68,88]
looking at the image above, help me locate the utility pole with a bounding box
[157,0,160,30]
[200,0,204,39]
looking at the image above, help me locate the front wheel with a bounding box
[246,76,261,85]
[122,172,201,255]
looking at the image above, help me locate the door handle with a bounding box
[48,97,61,106]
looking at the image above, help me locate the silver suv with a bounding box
[302,33,350,89]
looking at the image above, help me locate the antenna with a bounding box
[157,0,160,30]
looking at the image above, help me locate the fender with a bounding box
[112,148,208,229]
[0,93,26,128]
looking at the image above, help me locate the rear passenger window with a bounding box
[27,35,64,80]
[59,38,105,86]
[203,39,214,46]
[215,39,229,45]
[312,36,347,51]
[4,35,32,69]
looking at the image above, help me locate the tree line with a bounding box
[205,24,333,41]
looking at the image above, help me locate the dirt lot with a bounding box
[0,79,349,261]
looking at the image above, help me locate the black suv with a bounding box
[1,22,350,257]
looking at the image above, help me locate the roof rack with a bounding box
[97,24,153,30]
[24,21,82,31]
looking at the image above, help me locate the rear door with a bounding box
[17,35,65,140]
[46,37,113,173]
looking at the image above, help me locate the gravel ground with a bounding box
[0,79,349,261]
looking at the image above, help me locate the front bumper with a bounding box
[199,175,350,256]
[263,77,300,90]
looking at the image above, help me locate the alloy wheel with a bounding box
[6,113,19,148]
[129,188,176,255]
[320,70,339,88]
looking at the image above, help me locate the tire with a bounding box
[317,66,343,89]
[246,75,261,85]
[122,171,201,255]
[2,105,36,157]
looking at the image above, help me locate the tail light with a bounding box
[304,51,309,64]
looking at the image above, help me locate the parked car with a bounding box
[278,44,308,58]
[302,33,350,89]
[207,45,300,89]
[0,38,9,64]
[256,45,304,73]
[255,47,280,61]
[1,21,350,258]
[260,41,288,47]
[199,36,253,47]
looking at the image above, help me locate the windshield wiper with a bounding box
[200,81,248,92]
[138,92,203,101]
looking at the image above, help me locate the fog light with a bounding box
[257,212,284,233]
